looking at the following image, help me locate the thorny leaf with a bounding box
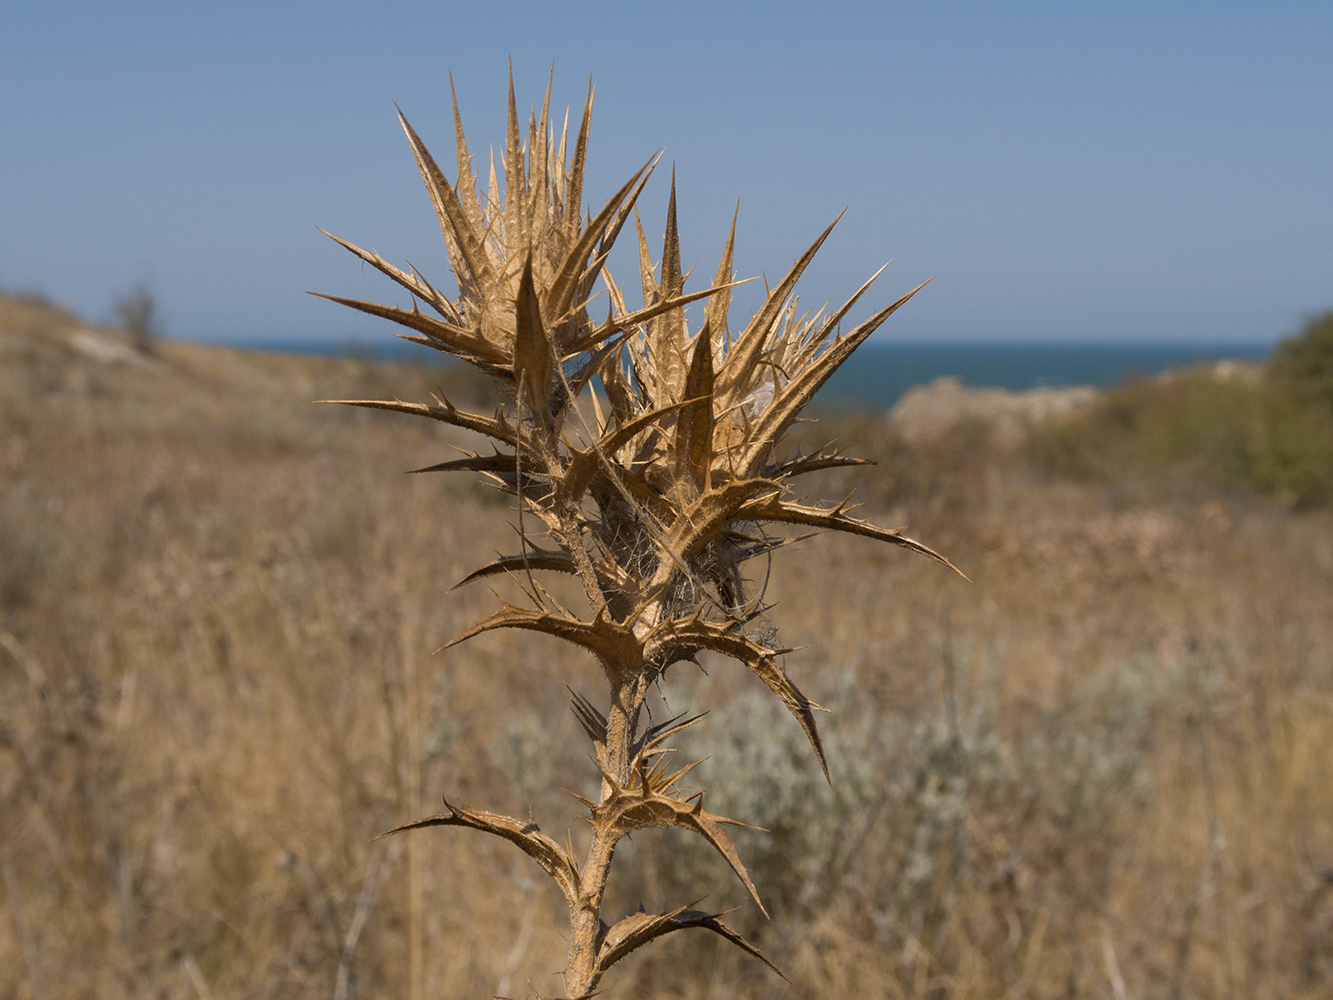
[374,798,580,909]
[596,905,784,979]
[554,398,700,509]
[567,686,608,754]
[715,212,844,396]
[307,293,505,369]
[569,282,735,357]
[452,549,579,590]
[447,74,482,233]
[739,493,969,579]
[654,170,689,404]
[514,254,553,422]
[578,757,768,915]
[656,478,783,572]
[632,710,705,767]
[315,229,460,324]
[736,277,933,476]
[408,450,532,477]
[565,79,594,239]
[445,601,645,678]
[399,109,496,301]
[646,617,830,782]
[318,395,523,448]
[567,689,705,773]
[674,322,715,494]
[765,447,874,480]
[545,158,659,344]
[704,203,739,340]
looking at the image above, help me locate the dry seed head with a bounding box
[319,69,961,777]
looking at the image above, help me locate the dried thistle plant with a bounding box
[318,71,961,998]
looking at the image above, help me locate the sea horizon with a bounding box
[197,336,1276,411]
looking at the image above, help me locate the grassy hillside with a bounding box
[2,294,1331,998]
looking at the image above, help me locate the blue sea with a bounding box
[229,337,1274,411]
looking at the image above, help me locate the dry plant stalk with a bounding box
[318,71,960,998]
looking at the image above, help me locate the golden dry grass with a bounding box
[3,295,1332,998]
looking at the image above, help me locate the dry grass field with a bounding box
[3,292,1331,998]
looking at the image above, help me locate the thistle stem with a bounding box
[565,824,618,996]
[604,678,645,786]
[558,516,605,615]
[563,678,643,996]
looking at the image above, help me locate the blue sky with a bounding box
[2,2,1329,345]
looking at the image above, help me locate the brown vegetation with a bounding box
[3,286,1331,997]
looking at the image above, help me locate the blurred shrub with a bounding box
[1253,311,1333,504]
[1270,310,1333,409]
[112,282,161,355]
[1029,311,1333,505]
[630,653,1154,956]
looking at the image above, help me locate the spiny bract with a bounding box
[319,70,960,998]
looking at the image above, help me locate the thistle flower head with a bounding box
[321,71,960,771]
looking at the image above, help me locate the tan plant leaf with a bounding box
[569,282,738,357]
[634,208,659,311]
[514,254,553,422]
[316,229,460,323]
[646,618,829,782]
[596,905,784,980]
[504,64,523,221]
[567,686,607,752]
[307,293,505,367]
[451,550,579,590]
[445,602,644,676]
[766,448,874,480]
[318,396,525,449]
[545,158,658,337]
[565,78,595,239]
[738,277,933,475]
[590,760,766,914]
[408,451,533,476]
[528,71,553,225]
[447,73,484,233]
[553,398,700,508]
[398,109,496,299]
[583,152,662,309]
[374,798,580,909]
[674,321,715,494]
[654,170,688,402]
[656,478,782,573]
[628,710,706,771]
[597,337,636,426]
[705,203,739,342]
[738,494,969,579]
[716,211,844,395]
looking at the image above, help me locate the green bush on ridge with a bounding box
[1029,311,1333,506]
